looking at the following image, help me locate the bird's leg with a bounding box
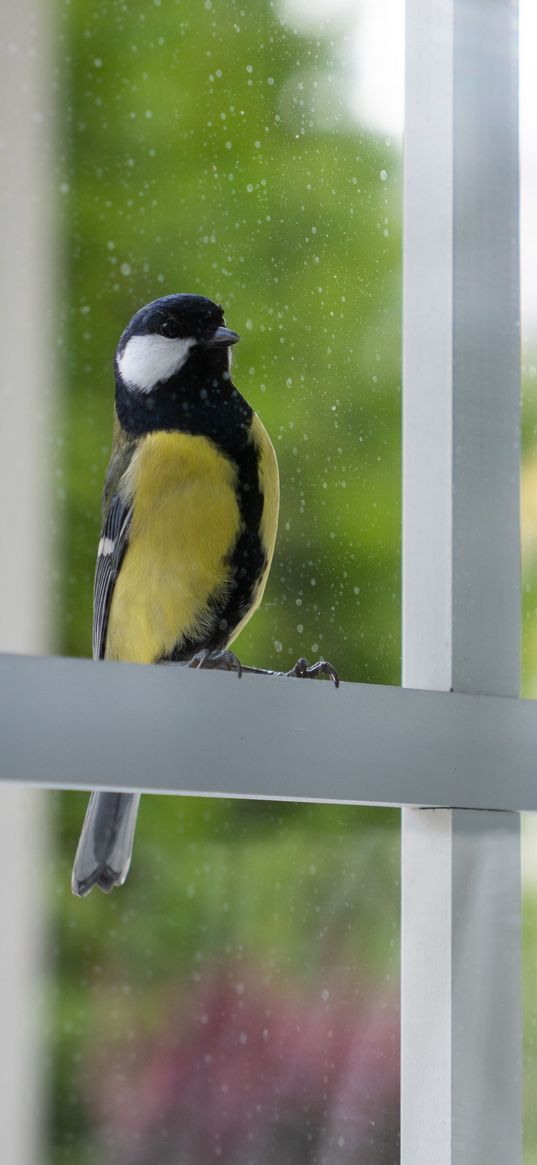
[187,648,243,677]
[286,657,340,687]
[180,651,340,687]
[238,657,340,688]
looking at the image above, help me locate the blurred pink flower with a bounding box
[87,968,399,1165]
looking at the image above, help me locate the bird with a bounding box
[71,293,280,896]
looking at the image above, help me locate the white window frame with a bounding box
[0,1,525,1162]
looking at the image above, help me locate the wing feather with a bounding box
[92,495,132,660]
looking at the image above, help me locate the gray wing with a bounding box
[72,479,138,898]
[93,493,132,660]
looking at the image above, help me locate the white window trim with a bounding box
[402,1,521,1161]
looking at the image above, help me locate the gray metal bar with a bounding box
[401,811,522,1165]
[451,812,521,1163]
[402,0,521,1161]
[452,0,520,699]
[403,0,520,698]
[0,652,535,811]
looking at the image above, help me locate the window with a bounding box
[0,1,528,1163]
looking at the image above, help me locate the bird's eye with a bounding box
[161,317,180,338]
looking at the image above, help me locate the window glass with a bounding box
[50,802,399,1163]
[57,0,402,683]
[49,0,404,1161]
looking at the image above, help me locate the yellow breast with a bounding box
[105,431,241,663]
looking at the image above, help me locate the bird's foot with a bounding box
[188,648,243,677]
[286,657,340,688]
[183,652,339,687]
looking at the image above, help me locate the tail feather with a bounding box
[71,791,141,897]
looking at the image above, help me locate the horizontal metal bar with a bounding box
[0,652,535,811]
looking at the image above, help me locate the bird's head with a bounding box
[115,294,240,395]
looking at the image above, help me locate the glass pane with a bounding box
[51,0,404,1151]
[1,0,403,1160]
[50,801,400,1163]
[56,0,403,684]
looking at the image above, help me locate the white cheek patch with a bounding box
[117,334,196,393]
[98,537,115,556]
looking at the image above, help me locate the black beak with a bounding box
[203,326,240,348]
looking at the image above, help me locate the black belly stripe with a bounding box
[160,430,267,662]
[118,357,269,664]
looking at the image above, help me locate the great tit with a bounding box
[71,293,279,896]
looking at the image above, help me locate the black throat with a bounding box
[115,346,253,458]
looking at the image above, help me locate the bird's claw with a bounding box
[188,648,243,677]
[286,657,340,688]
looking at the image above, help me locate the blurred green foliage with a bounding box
[48,1,537,1162]
[51,0,404,1160]
[45,1,537,1163]
[56,0,401,683]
